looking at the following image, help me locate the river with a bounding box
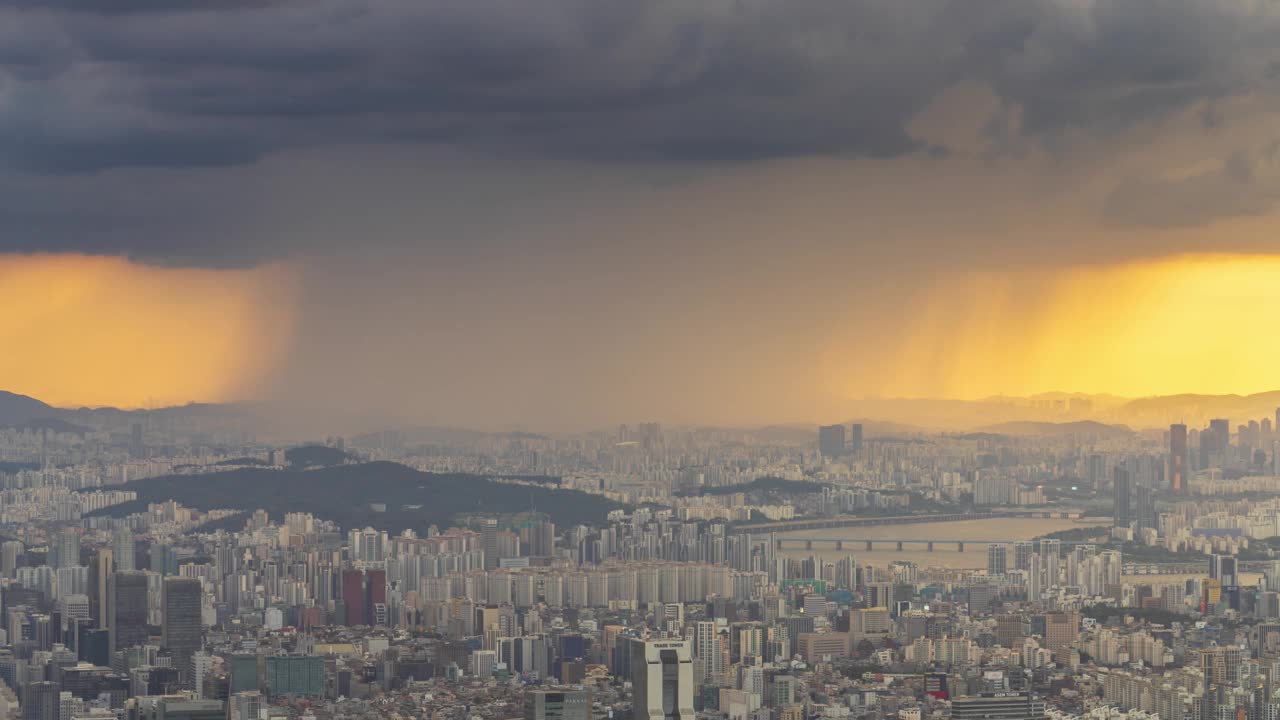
[774,517,1112,569]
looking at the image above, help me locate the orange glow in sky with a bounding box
[6,250,1280,415]
[0,254,297,408]
[857,254,1280,400]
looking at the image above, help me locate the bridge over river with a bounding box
[773,536,1101,553]
[739,509,1085,534]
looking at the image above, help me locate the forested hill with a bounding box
[84,461,623,532]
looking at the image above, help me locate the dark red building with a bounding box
[342,569,365,626]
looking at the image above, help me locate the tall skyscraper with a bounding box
[108,570,150,656]
[366,568,387,626]
[850,423,864,454]
[162,577,203,688]
[1136,485,1157,531]
[113,527,135,572]
[1112,467,1131,528]
[1169,423,1188,494]
[1206,418,1231,469]
[818,425,846,458]
[480,517,500,570]
[129,421,144,459]
[90,547,113,630]
[632,639,695,720]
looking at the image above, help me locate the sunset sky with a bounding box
[4,0,1280,428]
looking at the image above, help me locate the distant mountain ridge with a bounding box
[0,391,58,426]
[1117,390,1280,427]
[974,420,1135,437]
[0,390,251,439]
[4,387,1280,436]
[0,390,243,422]
[848,390,1280,431]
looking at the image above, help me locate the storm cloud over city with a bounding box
[4,0,1280,428]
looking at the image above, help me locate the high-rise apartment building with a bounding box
[55,528,79,569]
[1044,611,1079,652]
[1112,467,1130,528]
[1169,423,1187,494]
[987,545,1007,576]
[1013,542,1033,572]
[1,540,22,579]
[113,527,135,572]
[692,621,726,684]
[1087,454,1106,491]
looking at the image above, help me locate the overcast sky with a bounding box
[5,0,1280,431]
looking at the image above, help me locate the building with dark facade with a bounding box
[818,425,845,458]
[108,571,149,656]
[162,577,203,688]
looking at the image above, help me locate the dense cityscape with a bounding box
[0,399,1278,720]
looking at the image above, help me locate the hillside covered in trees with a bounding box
[84,461,624,533]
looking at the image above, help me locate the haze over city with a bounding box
[8,5,1280,720]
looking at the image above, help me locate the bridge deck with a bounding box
[738,510,1084,533]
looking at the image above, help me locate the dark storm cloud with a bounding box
[1,0,1279,262]
[1104,141,1280,228]
[986,1,1277,135]
[6,0,1278,164]
[0,0,287,13]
